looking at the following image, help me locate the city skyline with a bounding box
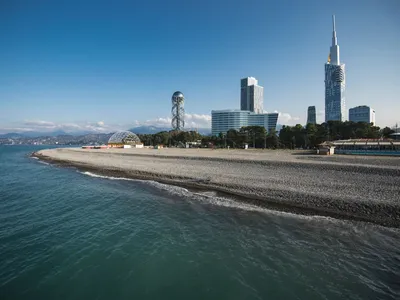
[1,0,399,134]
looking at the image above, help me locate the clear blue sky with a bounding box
[0,0,399,133]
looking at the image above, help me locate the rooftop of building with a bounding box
[321,139,400,146]
[108,131,141,145]
[349,105,372,109]
[212,109,247,113]
[211,109,278,115]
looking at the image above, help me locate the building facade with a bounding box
[240,77,264,114]
[307,106,316,124]
[211,110,278,136]
[349,106,376,124]
[325,15,346,122]
[265,113,279,132]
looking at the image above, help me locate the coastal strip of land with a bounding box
[32,148,400,227]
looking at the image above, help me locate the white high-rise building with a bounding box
[211,110,278,136]
[325,15,346,122]
[349,106,376,124]
[240,77,264,114]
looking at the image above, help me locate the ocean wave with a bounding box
[78,170,345,225]
[79,171,135,181]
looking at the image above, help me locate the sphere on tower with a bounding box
[171,91,185,131]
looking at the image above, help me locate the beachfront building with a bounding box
[307,106,316,124]
[390,133,400,140]
[329,139,400,156]
[349,105,376,124]
[240,77,263,114]
[108,131,143,148]
[211,110,278,136]
[325,15,346,122]
[211,110,249,136]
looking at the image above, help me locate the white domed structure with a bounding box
[108,131,142,148]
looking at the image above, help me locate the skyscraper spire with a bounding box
[332,15,336,31]
[332,15,337,46]
[329,14,340,65]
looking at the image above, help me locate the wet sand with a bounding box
[33,148,400,227]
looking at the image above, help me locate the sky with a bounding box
[0,0,399,134]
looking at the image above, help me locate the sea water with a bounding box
[0,146,399,300]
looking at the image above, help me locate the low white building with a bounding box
[349,106,375,124]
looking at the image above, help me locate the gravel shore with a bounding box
[33,148,400,227]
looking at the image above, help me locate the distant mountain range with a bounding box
[0,130,93,139]
[128,126,170,134]
[0,126,212,141]
[129,126,211,135]
[1,125,291,139]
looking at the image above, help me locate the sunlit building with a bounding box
[325,15,346,122]
[211,110,278,136]
[240,77,264,114]
[349,106,376,124]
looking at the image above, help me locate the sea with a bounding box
[1,145,399,300]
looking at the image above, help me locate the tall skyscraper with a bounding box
[240,77,264,114]
[307,106,316,124]
[325,15,346,122]
[349,106,376,124]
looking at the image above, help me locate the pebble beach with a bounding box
[34,147,400,227]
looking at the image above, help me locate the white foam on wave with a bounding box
[31,156,39,160]
[38,160,50,165]
[78,170,342,224]
[143,180,336,221]
[80,171,136,181]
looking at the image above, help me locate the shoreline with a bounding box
[31,149,400,228]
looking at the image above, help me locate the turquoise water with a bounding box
[1,146,399,300]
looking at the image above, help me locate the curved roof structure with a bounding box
[321,139,400,147]
[108,131,141,144]
[172,91,184,98]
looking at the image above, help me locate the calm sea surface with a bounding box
[1,145,399,300]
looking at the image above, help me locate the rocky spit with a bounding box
[33,148,400,227]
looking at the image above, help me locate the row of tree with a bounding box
[279,121,384,149]
[137,130,203,147]
[137,121,396,149]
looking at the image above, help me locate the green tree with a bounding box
[239,126,267,148]
[305,123,318,148]
[265,129,279,148]
[279,121,381,149]
[381,127,394,138]
[226,129,239,148]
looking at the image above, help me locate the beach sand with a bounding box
[33,147,400,227]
